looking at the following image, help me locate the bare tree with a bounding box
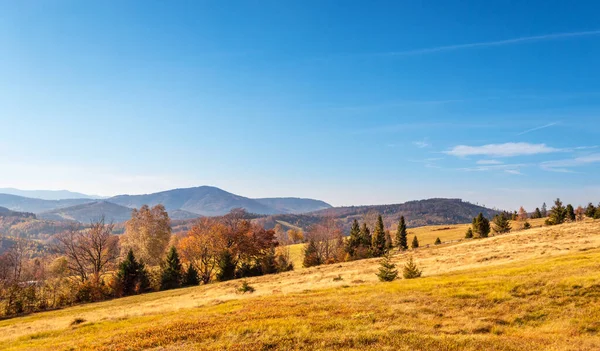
[306,217,344,264]
[54,217,118,283]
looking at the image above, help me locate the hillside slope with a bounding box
[2,220,599,350]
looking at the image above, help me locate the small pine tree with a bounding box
[472,213,490,238]
[434,237,441,245]
[216,250,237,281]
[492,213,511,234]
[465,227,474,239]
[523,221,531,229]
[541,202,547,217]
[533,207,542,219]
[183,264,200,286]
[411,235,419,249]
[376,253,398,282]
[116,249,149,296]
[160,246,183,290]
[547,198,567,225]
[302,239,321,268]
[371,215,387,257]
[585,203,596,218]
[384,230,393,251]
[595,206,600,220]
[566,204,576,222]
[396,216,408,251]
[402,256,422,279]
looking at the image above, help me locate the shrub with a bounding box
[434,237,442,245]
[237,280,255,294]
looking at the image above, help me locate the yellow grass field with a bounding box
[1,219,598,350]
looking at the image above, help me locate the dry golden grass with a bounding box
[1,219,599,350]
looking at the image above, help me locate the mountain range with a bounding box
[0,188,105,200]
[0,186,333,223]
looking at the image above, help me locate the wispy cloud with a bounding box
[413,139,430,148]
[517,122,559,135]
[540,153,600,173]
[445,142,560,157]
[458,163,527,173]
[373,30,600,57]
[504,169,523,175]
[476,159,503,165]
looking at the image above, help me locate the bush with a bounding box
[237,280,255,294]
[434,237,442,245]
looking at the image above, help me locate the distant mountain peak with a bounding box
[0,188,106,200]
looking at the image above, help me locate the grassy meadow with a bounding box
[1,219,599,350]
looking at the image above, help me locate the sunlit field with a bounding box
[1,219,599,350]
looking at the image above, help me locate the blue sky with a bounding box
[1,1,600,210]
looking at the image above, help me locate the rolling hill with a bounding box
[254,197,332,214]
[254,198,499,233]
[37,201,134,223]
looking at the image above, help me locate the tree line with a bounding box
[0,206,292,317]
[303,215,422,268]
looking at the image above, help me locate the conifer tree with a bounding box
[585,203,596,218]
[434,237,441,245]
[533,208,542,219]
[371,215,387,257]
[116,249,149,296]
[465,227,474,239]
[566,204,576,222]
[160,246,183,290]
[183,264,200,286]
[402,256,422,279]
[345,219,361,256]
[595,206,600,220]
[216,250,236,281]
[396,216,408,251]
[523,221,531,229]
[302,239,321,268]
[472,213,490,238]
[492,213,511,234]
[359,222,372,247]
[541,202,547,217]
[411,235,419,249]
[376,253,398,282]
[547,198,567,225]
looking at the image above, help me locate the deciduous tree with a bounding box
[121,205,171,266]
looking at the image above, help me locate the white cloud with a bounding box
[445,142,560,157]
[476,159,503,165]
[540,153,600,172]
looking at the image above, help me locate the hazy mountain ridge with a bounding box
[0,188,104,200]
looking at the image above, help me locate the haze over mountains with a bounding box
[0,186,333,222]
[0,188,105,200]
